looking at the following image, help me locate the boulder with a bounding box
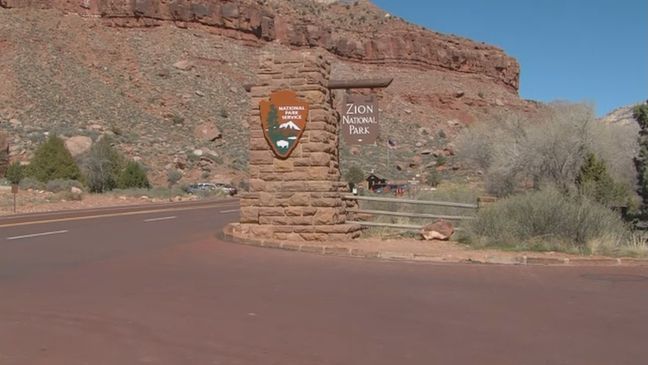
[418,127,432,137]
[409,155,422,168]
[87,123,104,131]
[173,60,194,71]
[64,136,92,157]
[421,220,454,241]
[194,123,222,142]
[447,120,461,127]
[443,147,455,156]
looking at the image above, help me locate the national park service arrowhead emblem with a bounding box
[259,90,309,159]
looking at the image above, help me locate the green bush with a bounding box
[633,103,648,129]
[484,170,516,197]
[576,152,628,207]
[117,161,150,189]
[53,190,83,202]
[0,154,7,178]
[6,161,24,185]
[46,179,83,193]
[19,177,46,190]
[27,135,81,182]
[466,187,628,252]
[344,165,365,185]
[425,170,441,187]
[633,103,648,212]
[83,137,123,193]
[167,169,182,187]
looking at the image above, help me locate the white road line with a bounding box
[144,216,177,223]
[219,209,240,214]
[6,230,69,241]
[0,204,239,228]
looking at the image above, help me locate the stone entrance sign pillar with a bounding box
[234,51,361,241]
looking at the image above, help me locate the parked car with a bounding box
[185,182,237,196]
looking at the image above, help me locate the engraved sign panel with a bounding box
[341,94,379,145]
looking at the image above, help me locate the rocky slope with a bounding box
[0,0,537,185]
[600,102,646,127]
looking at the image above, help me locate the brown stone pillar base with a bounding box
[229,222,361,242]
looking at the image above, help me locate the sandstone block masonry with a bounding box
[233,51,360,242]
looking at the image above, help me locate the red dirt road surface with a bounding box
[1,201,647,364]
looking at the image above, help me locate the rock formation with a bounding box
[1,0,519,91]
[421,220,454,241]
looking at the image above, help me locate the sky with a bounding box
[372,0,648,116]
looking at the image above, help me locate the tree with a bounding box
[576,152,627,207]
[456,103,624,197]
[634,103,648,129]
[117,161,150,189]
[576,153,607,186]
[83,137,123,193]
[633,103,648,211]
[5,161,24,185]
[167,169,182,188]
[425,170,441,187]
[344,165,364,185]
[27,135,81,182]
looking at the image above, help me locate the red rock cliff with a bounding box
[0,0,520,92]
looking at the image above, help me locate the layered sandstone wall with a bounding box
[0,0,520,91]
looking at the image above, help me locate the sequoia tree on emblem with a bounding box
[259,90,309,159]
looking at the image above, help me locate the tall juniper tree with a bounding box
[633,102,648,213]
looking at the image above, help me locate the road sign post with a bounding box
[11,184,18,213]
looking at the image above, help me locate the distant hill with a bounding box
[600,102,646,127]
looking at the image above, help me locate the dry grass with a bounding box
[589,231,648,258]
[463,187,648,257]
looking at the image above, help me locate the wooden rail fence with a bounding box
[343,195,481,231]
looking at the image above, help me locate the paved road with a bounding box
[1,200,647,365]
